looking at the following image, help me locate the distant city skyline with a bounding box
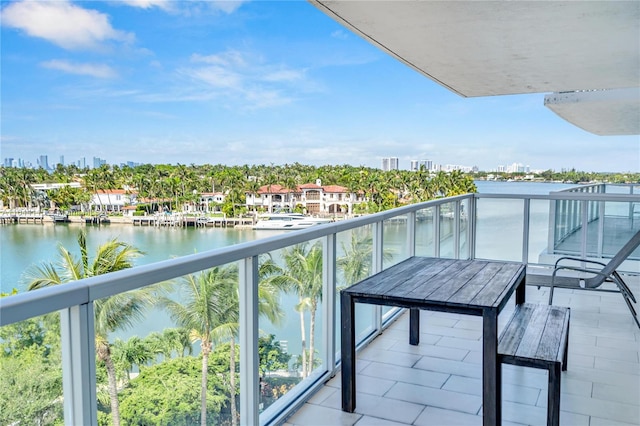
[1,1,638,173]
[3,152,583,175]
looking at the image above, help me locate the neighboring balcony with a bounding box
[1,184,638,425]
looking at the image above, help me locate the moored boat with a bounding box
[252,213,332,230]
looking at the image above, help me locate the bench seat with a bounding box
[498,303,570,426]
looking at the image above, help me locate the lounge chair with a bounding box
[529,229,640,329]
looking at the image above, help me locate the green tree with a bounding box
[112,336,154,381]
[0,313,63,425]
[258,334,291,377]
[24,231,155,426]
[119,351,228,425]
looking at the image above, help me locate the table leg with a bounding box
[516,276,526,305]
[482,309,501,426]
[409,308,420,345]
[340,291,356,412]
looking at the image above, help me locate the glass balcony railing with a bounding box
[1,186,638,425]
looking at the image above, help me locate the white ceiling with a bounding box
[310,0,640,136]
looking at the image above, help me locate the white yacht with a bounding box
[253,213,332,230]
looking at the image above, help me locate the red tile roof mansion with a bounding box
[245,181,365,214]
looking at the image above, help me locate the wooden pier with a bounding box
[132,215,254,228]
[0,213,45,224]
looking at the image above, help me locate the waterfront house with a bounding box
[245,181,364,215]
[198,191,226,212]
[90,189,137,213]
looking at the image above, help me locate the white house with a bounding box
[90,190,137,212]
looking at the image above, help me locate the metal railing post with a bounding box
[322,233,337,373]
[434,205,441,257]
[454,200,461,259]
[522,198,531,264]
[598,201,606,257]
[372,221,383,332]
[60,304,97,426]
[239,257,259,425]
[407,211,416,258]
[580,200,589,258]
[469,196,477,259]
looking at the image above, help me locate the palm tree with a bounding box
[24,231,154,426]
[112,336,154,381]
[278,242,323,378]
[162,266,237,426]
[162,327,194,358]
[162,259,284,426]
[337,228,395,287]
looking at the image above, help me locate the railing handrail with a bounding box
[476,192,638,202]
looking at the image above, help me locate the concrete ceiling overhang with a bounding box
[310,0,640,136]
[545,88,640,136]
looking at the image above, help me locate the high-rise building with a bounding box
[382,157,399,171]
[4,158,14,167]
[38,155,49,170]
[93,157,106,168]
[59,155,64,166]
[410,159,431,171]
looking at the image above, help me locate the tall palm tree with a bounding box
[24,231,154,426]
[162,259,284,426]
[278,242,323,378]
[112,336,154,381]
[162,266,237,426]
[162,327,194,358]
[337,229,395,287]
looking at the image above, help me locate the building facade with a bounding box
[381,157,399,171]
[245,181,364,215]
[90,189,136,212]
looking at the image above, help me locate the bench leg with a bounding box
[562,315,570,371]
[340,292,356,412]
[409,308,420,345]
[548,362,561,426]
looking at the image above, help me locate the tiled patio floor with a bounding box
[284,277,640,426]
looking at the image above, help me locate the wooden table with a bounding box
[340,256,526,425]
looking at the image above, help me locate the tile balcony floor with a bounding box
[284,276,640,426]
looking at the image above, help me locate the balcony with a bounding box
[286,278,640,425]
[1,185,638,425]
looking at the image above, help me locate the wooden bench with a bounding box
[498,303,570,426]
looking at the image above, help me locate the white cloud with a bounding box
[262,69,305,83]
[40,60,118,79]
[2,0,134,50]
[184,65,242,89]
[207,1,248,14]
[191,51,248,68]
[174,49,308,108]
[119,0,172,10]
[330,30,349,40]
[119,0,248,15]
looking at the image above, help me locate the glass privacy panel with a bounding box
[475,198,524,261]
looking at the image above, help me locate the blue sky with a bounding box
[1,0,638,173]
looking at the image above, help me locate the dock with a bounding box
[132,214,255,228]
[0,213,45,224]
